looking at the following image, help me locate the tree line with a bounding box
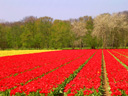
[0,11,128,50]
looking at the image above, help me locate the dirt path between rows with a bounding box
[102,51,110,96]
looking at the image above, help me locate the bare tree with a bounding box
[108,13,128,48]
[71,21,87,49]
[92,13,128,48]
[92,13,111,48]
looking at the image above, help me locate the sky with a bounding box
[0,0,128,22]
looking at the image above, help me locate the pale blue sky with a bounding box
[0,0,128,22]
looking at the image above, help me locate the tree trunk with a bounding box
[103,35,107,49]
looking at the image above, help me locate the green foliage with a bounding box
[0,13,128,50]
[51,20,71,49]
[0,24,7,49]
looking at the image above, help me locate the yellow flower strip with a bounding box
[0,50,54,57]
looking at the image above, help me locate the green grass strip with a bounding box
[112,50,128,58]
[0,65,41,81]
[0,53,87,96]
[25,53,87,85]
[50,51,97,96]
[64,51,104,96]
[0,57,66,81]
[108,50,128,70]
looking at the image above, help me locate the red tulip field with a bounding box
[0,49,128,96]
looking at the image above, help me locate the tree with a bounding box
[108,13,128,48]
[92,13,111,49]
[36,16,53,49]
[71,21,87,49]
[20,16,37,48]
[0,24,7,49]
[84,16,98,49]
[6,22,22,49]
[51,20,71,49]
[0,11,128,50]
[92,13,128,48]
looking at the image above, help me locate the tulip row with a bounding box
[112,49,128,56]
[0,51,60,79]
[1,49,128,96]
[64,50,102,96]
[0,50,69,79]
[108,49,128,66]
[103,50,128,95]
[0,50,87,80]
[9,50,96,95]
[0,50,91,92]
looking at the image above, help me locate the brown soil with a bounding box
[102,51,110,96]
